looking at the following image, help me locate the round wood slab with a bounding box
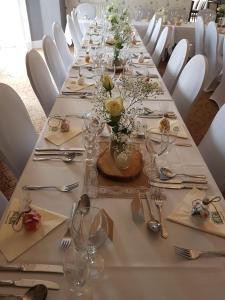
[97,148,143,181]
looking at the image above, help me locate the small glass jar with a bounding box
[138,52,144,63]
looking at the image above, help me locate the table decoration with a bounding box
[167,188,225,237]
[0,199,67,261]
[95,74,162,172]
[217,4,225,27]
[106,0,132,66]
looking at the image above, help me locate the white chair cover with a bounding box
[143,14,156,46]
[197,9,216,24]
[0,191,7,220]
[0,83,37,178]
[195,16,205,55]
[76,3,96,20]
[26,49,58,116]
[67,14,80,55]
[204,21,221,91]
[210,38,225,107]
[146,18,162,55]
[72,9,83,43]
[163,39,189,94]
[43,35,67,91]
[53,22,74,71]
[198,104,225,191]
[152,26,169,67]
[172,54,207,121]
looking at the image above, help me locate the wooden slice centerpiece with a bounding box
[97,148,143,181]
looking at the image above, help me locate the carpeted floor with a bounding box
[0,46,219,199]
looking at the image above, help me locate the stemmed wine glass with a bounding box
[71,206,108,279]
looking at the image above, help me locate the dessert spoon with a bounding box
[160,167,206,180]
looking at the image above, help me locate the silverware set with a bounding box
[33,148,84,163]
[145,189,167,238]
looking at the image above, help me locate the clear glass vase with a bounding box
[110,133,131,170]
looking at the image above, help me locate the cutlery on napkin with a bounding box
[150,181,208,190]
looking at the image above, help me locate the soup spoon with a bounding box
[160,167,207,180]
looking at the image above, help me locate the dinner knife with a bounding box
[154,178,208,184]
[0,279,59,290]
[34,152,83,157]
[0,264,63,274]
[150,181,208,190]
[35,147,85,152]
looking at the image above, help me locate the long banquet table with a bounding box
[1,23,225,300]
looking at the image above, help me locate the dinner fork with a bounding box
[22,182,79,192]
[153,189,168,239]
[60,202,77,249]
[174,245,225,260]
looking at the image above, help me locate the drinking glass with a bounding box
[71,206,108,279]
[63,245,89,296]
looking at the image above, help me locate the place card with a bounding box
[131,191,144,223]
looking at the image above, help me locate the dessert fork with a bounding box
[174,245,225,260]
[60,202,77,249]
[22,182,79,192]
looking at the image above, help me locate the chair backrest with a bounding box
[196,0,207,10]
[26,49,58,117]
[72,9,83,42]
[143,14,156,46]
[152,26,169,67]
[43,35,67,91]
[195,16,205,55]
[172,54,207,120]
[146,18,162,55]
[0,83,37,178]
[76,3,96,20]
[67,14,80,55]
[204,21,218,90]
[193,0,200,10]
[198,104,225,190]
[163,39,189,94]
[0,191,7,220]
[53,22,74,71]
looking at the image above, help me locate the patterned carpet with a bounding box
[0,47,219,199]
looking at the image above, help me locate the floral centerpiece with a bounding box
[95,74,163,169]
[217,4,225,18]
[106,1,132,64]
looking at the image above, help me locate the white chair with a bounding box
[196,0,208,10]
[43,35,67,91]
[163,39,189,94]
[0,83,37,178]
[67,14,80,56]
[210,38,225,108]
[72,9,83,43]
[198,104,225,191]
[0,191,7,220]
[76,3,96,20]
[195,16,205,55]
[197,8,216,24]
[152,26,169,67]
[172,54,207,121]
[26,49,58,117]
[146,18,162,55]
[53,22,74,71]
[142,14,156,46]
[204,21,222,91]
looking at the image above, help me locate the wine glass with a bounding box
[71,206,108,279]
[63,244,89,297]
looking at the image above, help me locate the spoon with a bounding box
[145,193,161,233]
[160,167,207,180]
[33,153,77,163]
[23,284,48,300]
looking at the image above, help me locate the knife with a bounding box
[154,178,208,184]
[0,264,63,274]
[35,148,85,152]
[0,279,59,290]
[34,152,83,157]
[150,181,208,190]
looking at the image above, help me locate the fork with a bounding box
[60,202,77,249]
[153,189,168,239]
[22,182,79,192]
[174,245,225,260]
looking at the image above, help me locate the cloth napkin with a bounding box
[72,58,93,68]
[0,199,67,261]
[132,58,154,66]
[45,128,82,146]
[167,188,225,238]
[150,119,188,139]
[62,78,94,93]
